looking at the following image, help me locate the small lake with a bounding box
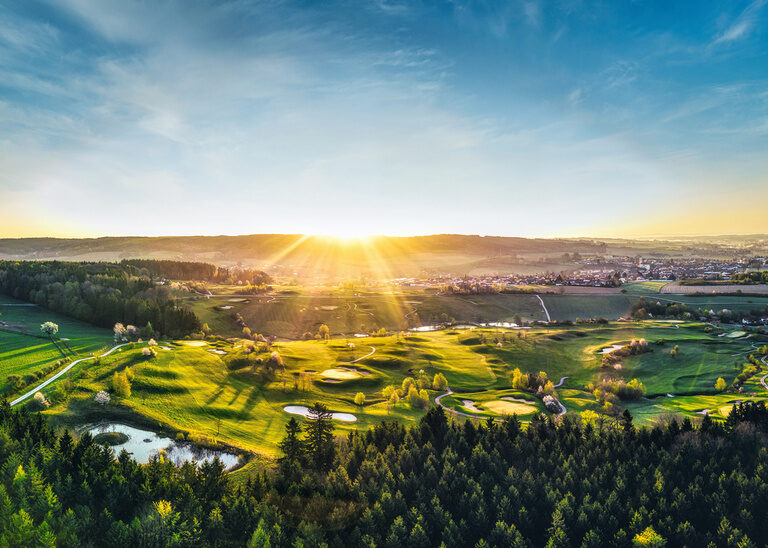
[284,405,357,422]
[81,422,240,470]
[409,325,442,332]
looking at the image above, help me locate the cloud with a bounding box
[712,0,766,46]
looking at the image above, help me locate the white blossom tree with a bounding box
[40,322,59,337]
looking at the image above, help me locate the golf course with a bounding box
[7,286,768,458]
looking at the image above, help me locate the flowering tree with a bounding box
[40,322,58,337]
[95,391,110,405]
[114,323,126,342]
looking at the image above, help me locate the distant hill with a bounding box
[0,233,761,279]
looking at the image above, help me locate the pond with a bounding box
[283,405,357,422]
[409,325,442,332]
[81,422,240,470]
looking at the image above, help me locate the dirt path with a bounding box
[10,343,129,406]
[535,294,551,322]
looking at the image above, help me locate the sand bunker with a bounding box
[483,400,538,416]
[219,305,233,310]
[320,368,365,381]
[283,405,357,422]
[177,341,207,347]
[461,400,482,413]
[228,298,248,303]
[599,344,625,354]
[159,346,173,351]
[208,349,227,355]
[320,305,339,311]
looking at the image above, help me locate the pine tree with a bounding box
[305,403,335,471]
[278,417,304,472]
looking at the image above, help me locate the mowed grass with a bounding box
[540,294,637,321]
[28,319,768,455]
[0,296,111,392]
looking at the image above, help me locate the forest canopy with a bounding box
[2,401,768,546]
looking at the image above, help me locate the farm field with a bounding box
[21,319,767,457]
[0,295,111,394]
[187,283,768,340]
[661,282,768,294]
[187,291,549,339]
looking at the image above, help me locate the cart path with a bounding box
[535,294,551,322]
[10,343,129,406]
[343,346,376,364]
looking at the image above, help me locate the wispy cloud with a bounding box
[712,0,766,46]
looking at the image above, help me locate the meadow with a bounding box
[0,295,111,394]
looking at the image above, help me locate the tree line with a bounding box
[120,259,271,286]
[0,261,200,338]
[3,398,768,546]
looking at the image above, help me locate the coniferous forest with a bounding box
[2,400,768,547]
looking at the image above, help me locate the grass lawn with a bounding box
[0,296,111,394]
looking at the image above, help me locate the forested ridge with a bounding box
[0,261,200,338]
[1,402,768,546]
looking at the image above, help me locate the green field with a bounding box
[18,318,764,457]
[188,290,548,338]
[0,296,111,394]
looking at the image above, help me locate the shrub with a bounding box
[354,392,365,406]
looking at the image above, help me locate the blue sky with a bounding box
[1,0,767,238]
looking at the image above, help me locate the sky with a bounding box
[1,0,767,239]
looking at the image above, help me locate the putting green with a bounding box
[320,368,363,381]
[483,400,538,416]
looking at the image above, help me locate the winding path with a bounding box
[535,294,551,322]
[435,385,568,418]
[435,388,481,419]
[343,346,376,364]
[761,356,768,390]
[553,376,568,388]
[10,343,129,406]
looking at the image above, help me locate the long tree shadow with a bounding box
[242,385,264,414]
[205,386,226,405]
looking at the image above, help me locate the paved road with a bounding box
[553,376,568,388]
[535,294,552,322]
[10,343,128,406]
[761,356,768,390]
